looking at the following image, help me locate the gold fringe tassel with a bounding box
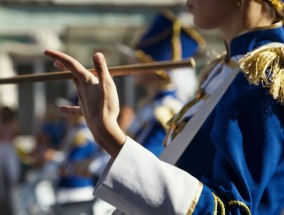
[239,45,284,104]
[266,0,284,11]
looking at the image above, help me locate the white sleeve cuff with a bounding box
[93,136,202,215]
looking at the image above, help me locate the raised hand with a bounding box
[44,50,126,158]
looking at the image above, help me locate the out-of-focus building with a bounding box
[0,0,224,135]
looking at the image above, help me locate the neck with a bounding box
[220,1,275,45]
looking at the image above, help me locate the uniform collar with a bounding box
[229,21,284,57]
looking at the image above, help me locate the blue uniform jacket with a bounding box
[59,123,99,188]
[177,23,284,214]
[127,89,183,156]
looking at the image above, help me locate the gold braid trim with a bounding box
[134,50,170,81]
[154,105,176,130]
[186,181,203,215]
[136,9,205,51]
[212,192,218,215]
[212,192,226,215]
[136,27,172,48]
[228,200,251,215]
[134,50,153,63]
[135,19,182,79]
[266,0,283,11]
[159,9,206,50]
[172,20,182,60]
[239,45,284,104]
[185,189,251,215]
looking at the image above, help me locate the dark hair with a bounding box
[1,106,16,122]
[263,0,284,20]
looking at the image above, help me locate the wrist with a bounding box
[91,120,126,158]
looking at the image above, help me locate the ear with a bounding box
[261,0,278,20]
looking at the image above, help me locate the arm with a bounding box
[43,50,284,214]
[94,136,204,215]
[44,50,207,214]
[44,50,126,158]
[202,77,284,214]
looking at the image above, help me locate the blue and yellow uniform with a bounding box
[56,122,100,204]
[93,21,284,215]
[171,22,284,214]
[127,89,183,156]
[58,124,97,188]
[127,10,205,156]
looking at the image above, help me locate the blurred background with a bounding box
[0,1,225,215]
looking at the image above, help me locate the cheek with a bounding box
[192,0,234,29]
[193,10,223,29]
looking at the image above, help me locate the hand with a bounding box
[44,50,126,158]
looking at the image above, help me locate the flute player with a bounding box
[126,9,204,157]
[44,0,284,213]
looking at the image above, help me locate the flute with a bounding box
[0,58,195,85]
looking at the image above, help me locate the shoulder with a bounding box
[154,93,183,130]
[239,42,284,105]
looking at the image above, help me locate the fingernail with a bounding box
[94,53,104,63]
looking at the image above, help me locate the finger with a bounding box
[93,53,112,84]
[54,60,68,71]
[44,50,90,80]
[59,106,82,115]
[72,79,84,103]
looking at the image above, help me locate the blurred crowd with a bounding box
[0,102,132,215]
[0,8,203,215]
[1,0,284,212]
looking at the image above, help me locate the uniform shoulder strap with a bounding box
[198,53,227,86]
[159,60,239,165]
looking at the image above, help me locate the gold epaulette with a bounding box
[239,44,284,104]
[198,53,227,86]
[154,105,176,131]
[73,131,87,146]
